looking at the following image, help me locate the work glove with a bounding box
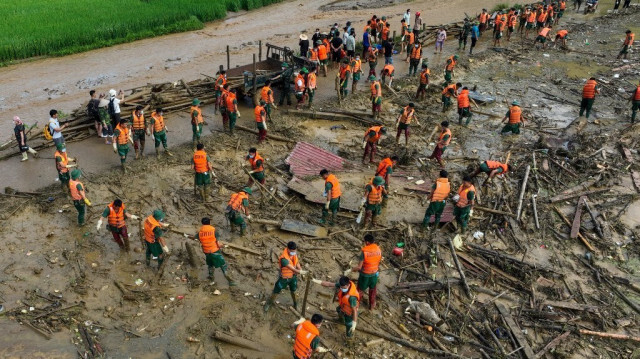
[293,317,306,326]
[246,215,252,220]
[469,209,474,218]
[324,201,330,210]
[162,223,170,228]
[162,244,170,255]
[112,142,117,153]
[83,198,92,206]
[66,164,77,168]
[362,140,367,149]
[249,170,255,174]
[263,122,268,130]
[349,321,357,335]
[343,268,352,276]
[299,269,309,275]
[317,347,329,353]
[96,218,103,231]
[311,279,322,285]
[130,215,139,220]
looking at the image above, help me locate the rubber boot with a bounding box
[368,287,377,310]
[21,152,28,162]
[155,148,160,157]
[165,149,173,157]
[203,187,209,202]
[27,148,38,158]
[140,143,145,157]
[199,188,206,202]
[208,266,214,280]
[135,149,140,160]
[121,163,127,174]
[224,272,236,286]
[290,291,298,310]
[263,293,278,313]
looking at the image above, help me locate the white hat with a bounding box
[109,89,117,97]
[299,34,308,41]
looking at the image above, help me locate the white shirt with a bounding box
[404,12,411,25]
[49,118,62,139]
[111,97,121,114]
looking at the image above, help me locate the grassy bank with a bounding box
[0,0,282,64]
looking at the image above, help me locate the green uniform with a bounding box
[150,117,168,148]
[356,252,379,290]
[226,197,249,233]
[479,161,504,174]
[278,68,294,106]
[453,190,474,232]
[442,95,452,110]
[145,226,165,266]
[501,109,521,134]
[632,100,640,123]
[579,98,595,119]
[423,200,446,227]
[113,127,130,164]
[321,182,340,224]
[273,257,298,293]
[56,155,70,187]
[192,154,212,186]
[192,123,203,142]
[133,129,146,144]
[365,184,382,215]
[444,70,453,83]
[334,282,359,337]
[458,107,472,125]
[228,111,238,134]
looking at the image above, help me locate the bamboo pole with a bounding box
[516,165,531,221]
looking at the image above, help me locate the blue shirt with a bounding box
[471,25,479,39]
[363,32,370,48]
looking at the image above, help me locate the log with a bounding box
[531,195,540,230]
[483,320,507,356]
[582,198,604,239]
[548,188,609,203]
[535,331,570,358]
[542,300,599,313]
[447,236,471,298]
[250,218,282,226]
[516,165,531,221]
[547,157,578,178]
[578,329,640,342]
[235,124,295,143]
[552,206,596,252]
[392,279,461,292]
[495,303,536,359]
[474,206,516,217]
[570,196,586,239]
[211,331,269,352]
[301,274,312,317]
[284,109,380,125]
[22,321,52,340]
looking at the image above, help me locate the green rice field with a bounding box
[0,0,282,64]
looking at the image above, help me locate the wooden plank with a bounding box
[542,300,599,313]
[552,206,597,252]
[495,303,536,359]
[620,147,633,162]
[280,219,328,238]
[570,196,586,239]
[548,188,609,203]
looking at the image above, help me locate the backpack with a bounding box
[108,98,116,117]
[87,99,99,117]
[43,122,54,141]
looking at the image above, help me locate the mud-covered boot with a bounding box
[290,291,298,310]
[155,148,160,157]
[263,293,277,313]
[224,272,236,286]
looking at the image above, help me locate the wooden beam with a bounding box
[495,303,536,359]
[570,196,586,239]
[552,206,596,252]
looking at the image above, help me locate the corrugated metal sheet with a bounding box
[285,142,347,178]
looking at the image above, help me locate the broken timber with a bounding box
[570,196,586,239]
[280,219,329,238]
[495,303,536,359]
[284,109,381,126]
[552,206,596,252]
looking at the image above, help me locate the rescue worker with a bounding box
[245,147,265,186]
[501,100,526,134]
[408,42,422,76]
[264,241,308,312]
[316,40,329,77]
[579,77,599,119]
[395,103,418,146]
[226,89,240,135]
[458,19,471,50]
[112,119,133,173]
[375,156,398,191]
[196,217,235,285]
[295,68,308,109]
[255,100,268,143]
[518,7,529,34]
[275,62,294,106]
[362,125,386,163]
[493,11,507,47]
[370,76,383,120]
[617,30,635,60]
[507,10,518,41]
[320,169,341,225]
[535,25,553,50]
[556,0,566,25]
[69,169,91,226]
[457,86,478,126]
[453,176,475,233]
[190,98,204,148]
[362,176,387,227]
[444,55,458,84]
[416,63,430,100]
[143,210,170,269]
[131,105,148,159]
[338,59,351,98]
[470,160,512,187]
[630,80,640,123]
[192,143,215,202]
[525,7,537,39]
[306,67,318,109]
[428,121,451,168]
[226,187,252,235]
[442,82,461,112]
[422,170,450,229]
[365,45,378,77]
[478,9,489,34]
[261,80,276,121]
[381,64,395,87]
[350,56,362,93]
[220,84,231,130]
[214,70,227,114]
[54,143,76,193]
[96,198,139,251]
[346,234,382,310]
[150,108,172,157]
[554,29,569,48]
[313,276,360,338]
[291,314,329,358]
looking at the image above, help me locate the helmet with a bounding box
[454,55,459,60]
[373,176,385,185]
[242,187,253,195]
[416,11,421,16]
[259,100,266,106]
[512,100,519,106]
[70,169,81,180]
[109,89,117,97]
[316,40,322,45]
[192,98,200,106]
[369,75,377,81]
[152,209,165,221]
[282,62,289,68]
[55,143,65,151]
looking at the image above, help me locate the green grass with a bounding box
[491,3,524,12]
[0,0,283,64]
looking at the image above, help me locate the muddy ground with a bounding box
[1,2,640,359]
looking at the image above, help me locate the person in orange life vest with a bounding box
[295,68,308,109]
[524,7,537,39]
[501,100,526,134]
[313,276,360,338]
[219,83,231,130]
[518,7,528,34]
[428,121,451,168]
[143,209,170,268]
[453,176,475,233]
[554,29,569,48]
[381,64,395,87]
[444,55,458,84]
[131,105,149,159]
[422,170,451,228]
[493,10,507,47]
[362,125,387,164]
[396,103,419,146]
[408,42,422,76]
[349,56,363,93]
[112,119,133,173]
[97,198,140,251]
[630,80,640,123]
[192,143,215,201]
[375,156,398,191]
[478,9,489,34]
[338,59,351,98]
[195,217,235,285]
[535,25,553,50]
[579,77,600,119]
[362,176,387,228]
[344,234,382,310]
[214,70,227,115]
[264,241,309,312]
[305,67,318,108]
[315,40,329,77]
[442,82,461,112]
[254,100,268,143]
[617,30,635,60]
[507,9,518,41]
[320,169,341,225]
[291,314,329,358]
[245,147,265,186]
[150,107,172,157]
[470,160,512,187]
[537,6,548,29]
[226,88,241,135]
[54,142,77,192]
[369,76,383,120]
[190,98,205,148]
[365,44,378,78]
[400,19,410,53]
[260,80,276,121]
[69,169,91,226]
[555,1,566,25]
[225,187,252,235]
[416,63,430,100]
[457,86,478,126]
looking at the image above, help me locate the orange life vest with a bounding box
[293,320,320,359]
[325,174,342,199]
[115,124,129,145]
[215,74,227,91]
[338,281,360,316]
[339,65,351,80]
[361,243,382,274]
[537,11,547,23]
[557,30,568,38]
[378,20,386,32]
[228,191,249,211]
[625,33,635,46]
[479,13,488,24]
[527,11,536,23]
[446,56,456,71]
[486,160,509,175]
[279,248,299,279]
[55,150,69,174]
[248,152,264,172]
[132,111,145,130]
[410,45,422,60]
[295,73,306,92]
[199,224,220,254]
[370,81,382,98]
[365,125,383,143]
[225,92,237,112]
[439,128,452,146]
[317,44,328,60]
[407,32,415,45]
[560,1,566,10]
[107,202,126,228]
[635,86,640,101]
[193,149,208,173]
[509,106,522,124]
[151,112,165,133]
[457,89,470,108]
[190,106,203,125]
[420,69,430,85]
[401,24,409,36]
[261,86,273,103]
[143,215,161,243]
[399,106,415,124]
[508,14,517,27]
[307,73,317,90]
[442,83,457,97]
[254,105,265,123]
[366,47,377,62]
[367,179,384,204]
[582,79,597,99]
[351,59,361,74]
[376,157,394,178]
[381,27,390,41]
[456,184,476,208]
[431,177,450,201]
[69,179,84,201]
[539,27,551,37]
[382,64,394,76]
[309,48,319,61]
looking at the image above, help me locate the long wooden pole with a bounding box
[516,165,531,221]
[447,237,471,298]
[226,45,230,70]
[301,274,312,317]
